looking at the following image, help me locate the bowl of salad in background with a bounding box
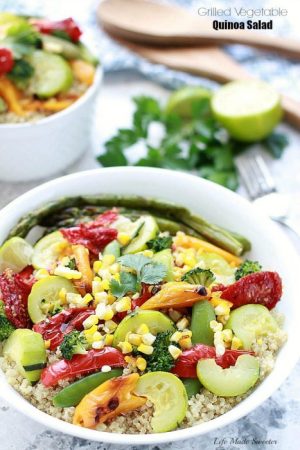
[0,167,299,445]
[0,13,102,182]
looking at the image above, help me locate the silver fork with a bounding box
[236,151,300,239]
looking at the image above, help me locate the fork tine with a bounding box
[236,152,277,200]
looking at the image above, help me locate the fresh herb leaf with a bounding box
[264,132,289,159]
[147,236,172,252]
[140,263,167,285]
[118,254,151,275]
[133,96,161,138]
[118,254,166,286]
[110,271,137,298]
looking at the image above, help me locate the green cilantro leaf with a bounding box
[140,263,167,285]
[110,272,137,298]
[118,254,151,275]
[133,96,161,138]
[263,132,289,159]
[147,236,172,252]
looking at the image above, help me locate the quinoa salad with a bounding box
[0,195,286,434]
[0,13,98,124]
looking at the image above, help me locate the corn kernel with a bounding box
[44,339,51,349]
[142,332,156,346]
[210,320,223,332]
[115,296,131,313]
[215,303,230,316]
[136,324,149,335]
[101,279,110,291]
[176,317,189,330]
[117,232,131,246]
[170,331,182,343]
[92,279,103,294]
[109,263,120,274]
[98,268,111,281]
[143,250,154,258]
[82,293,93,305]
[136,357,147,371]
[101,365,112,372]
[179,337,192,350]
[132,292,139,300]
[168,345,182,359]
[54,265,82,280]
[66,293,83,305]
[137,343,153,355]
[216,343,226,356]
[125,355,137,366]
[104,320,118,332]
[128,333,142,346]
[231,336,243,350]
[92,340,104,350]
[84,325,98,336]
[102,254,116,266]
[168,309,182,322]
[183,255,196,267]
[35,269,49,280]
[211,297,233,309]
[107,293,116,304]
[257,338,263,346]
[181,329,192,338]
[83,315,99,329]
[104,334,114,346]
[92,331,102,342]
[222,329,233,342]
[94,292,108,305]
[93,260,102,273]
[104,308,114,321]
[118,341,133,354]
[58,287,67,303]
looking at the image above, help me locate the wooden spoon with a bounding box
[103,31,300,128]
[98,0,300,60]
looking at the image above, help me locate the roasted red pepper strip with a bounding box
[221,271,282,310]
[30,17,82,42]
[41,348,125,387]
[0,267,34,328]
[172,344,254,378]
[33,307,95,350]
[61,210,118,256]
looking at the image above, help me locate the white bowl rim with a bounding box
[0,166,299,445]
[0,65,103,129]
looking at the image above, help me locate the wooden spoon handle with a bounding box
[110,35,300,128]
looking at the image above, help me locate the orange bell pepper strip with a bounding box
[140,282,210,310]
[72,244,93,295]
[70,59,95,86]
[22,98,74,112]
[73,373,146,429]
[173,233,242,267]
[0,76,25,115]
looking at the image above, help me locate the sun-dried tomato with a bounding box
[221,271,282,310]
[61,210,118,255]
[0,267,34,328]
[33,307,95,350]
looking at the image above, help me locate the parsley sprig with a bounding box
[110,254,166,298]
[97,95,288,190]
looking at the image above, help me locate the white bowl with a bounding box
[0,167,299,445]
[0,68,102,182]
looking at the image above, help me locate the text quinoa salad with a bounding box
[0,196,286,433]
[0,13,98,123]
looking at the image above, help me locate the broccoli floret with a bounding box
[182,267,215,287]
[235,260,262,281]
[0,301,15,341]
[60,330,88,360]
[147,236,172,252]
[144,331,178,373]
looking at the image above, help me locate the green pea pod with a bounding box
[182,377,202,399]
[191,300,216,346]
[52,369,123,407]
